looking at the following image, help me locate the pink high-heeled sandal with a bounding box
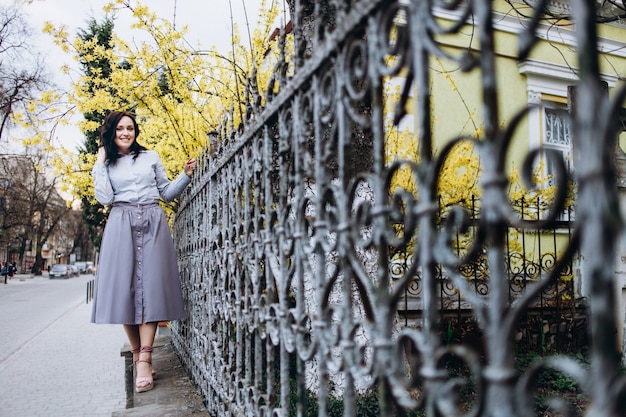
[131,346,156,378]
[135,346,154,393]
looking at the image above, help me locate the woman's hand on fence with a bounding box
[184,158,197,177]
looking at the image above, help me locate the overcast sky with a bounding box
[17,0,264,150]
[24,0,264,71]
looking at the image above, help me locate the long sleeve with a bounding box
[154,156,191,202]
[92,162,114,205]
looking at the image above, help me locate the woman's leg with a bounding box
[123,324,141,361]
[135,322,157,391]
[138,321,157,348]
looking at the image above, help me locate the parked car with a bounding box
[69,264,80,276]
[86,261,95,274]
[49,264,71,279]
[74,261,87,274]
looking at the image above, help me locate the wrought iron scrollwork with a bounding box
[174,0,626,416]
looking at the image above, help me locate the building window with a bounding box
[542,104,572,185]
[544,106,570,148]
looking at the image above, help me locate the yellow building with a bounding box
[391,0,626,349]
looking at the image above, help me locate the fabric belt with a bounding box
[112,201,160,209]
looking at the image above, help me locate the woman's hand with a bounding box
[184,158,197,177]
[96,147,106,164]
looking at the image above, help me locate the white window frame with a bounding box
[542,102,572,183]
[519,59,618,152]
[518,59,619,222]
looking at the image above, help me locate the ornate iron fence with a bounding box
[173,0,626,416]
[394,200,583,355]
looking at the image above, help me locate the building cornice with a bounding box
[518,59,619,96]
[434,5,626,59]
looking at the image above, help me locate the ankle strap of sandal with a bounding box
[130,346,141,354]
[140,346,153,353]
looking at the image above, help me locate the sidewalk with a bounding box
[0,275,211,416]
[0,295,127,416]
[1,273,37,282]
[113,328,211,417]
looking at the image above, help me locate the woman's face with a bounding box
[114,115,136,155]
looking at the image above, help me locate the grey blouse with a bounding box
[92,150,191,205]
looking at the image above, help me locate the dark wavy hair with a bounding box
[100,111,147,165]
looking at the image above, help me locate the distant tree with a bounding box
[0,2,49,142]
[285,0,373,178]
[0,148,72,275]
[56,207,92,263]
[67,208,94,262]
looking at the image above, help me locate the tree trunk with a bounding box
[285,0,373,177]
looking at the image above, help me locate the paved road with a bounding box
[0,274,128,416]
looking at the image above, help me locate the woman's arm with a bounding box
[154,153,195,202]
[92,147,114,205]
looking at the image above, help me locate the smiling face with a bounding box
[114,115,136,155]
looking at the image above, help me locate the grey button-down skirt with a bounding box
[91,202,186,324]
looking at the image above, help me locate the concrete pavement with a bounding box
[0,275,212,417]
[0,276,127,416]
[113,330,210,417]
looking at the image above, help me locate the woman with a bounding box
[91,111,196,393]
